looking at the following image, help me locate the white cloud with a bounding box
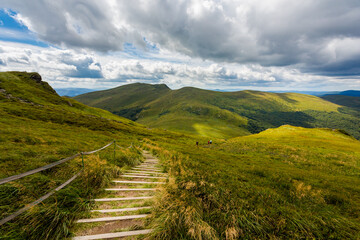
[0,40,358,91]
[1,0,360,76]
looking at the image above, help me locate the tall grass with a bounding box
[143,142,218,240]
[0,72,148,239]
[143,127,360,239]
[0,145,144,239]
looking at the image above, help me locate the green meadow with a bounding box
[75,83,360,139]
[1,72,360,239]
[0,72,158,239]
[145,126,360,239]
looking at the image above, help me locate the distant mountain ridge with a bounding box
[55,88,101,97]
[74,83,360,139]
[336,90,360,97]
[321,90,360,109]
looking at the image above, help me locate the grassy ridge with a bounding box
[74,83,360,139]
[322,94,360,109]
[74,82,171,116]
[145,126,360,239]
[0,72,162,239]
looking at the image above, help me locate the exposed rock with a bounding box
[30,73,42,83]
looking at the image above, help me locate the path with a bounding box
[72,151,166,240]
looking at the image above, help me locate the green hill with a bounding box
[322,94,360,109]
[75,82,171,119]
[2,72,360,239]
[0,72,190,239]
[75,83,360,139]
[146,125,360,239]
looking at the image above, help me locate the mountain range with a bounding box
[74,83,360,139]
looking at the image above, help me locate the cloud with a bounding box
[1,0,360,79]
[59,53,103,78]
[0,40,359,92]
[1,1,145,51]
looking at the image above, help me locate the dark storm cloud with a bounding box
[2,0,360,78]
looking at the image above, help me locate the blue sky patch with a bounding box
[0,8,49,47]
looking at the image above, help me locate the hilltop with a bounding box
[75,83,360,139]
[0,72,191,239]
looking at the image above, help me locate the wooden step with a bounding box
[124,172,152,176]
[120,175,167,179]
[127,170,166,175]
[134,167,160,169]
[76,214,148,223]
[113,180,165,184]
[73,229,153,240]
[93,196,153,202]
[132,168,162,172]
[105,188,156,191]
[142,164,158,166]
[91,206,151,213]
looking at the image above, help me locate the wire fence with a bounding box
[0,140,131,226]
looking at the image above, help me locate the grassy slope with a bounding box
[0,72,189,239]
[2,72,360,239]
[75,83,360,139]
[146,125,360,239]
[74,83,171,117]
[322,94,360,109]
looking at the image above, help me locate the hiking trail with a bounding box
[72,151,166,240]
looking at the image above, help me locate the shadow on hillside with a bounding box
[246,111,315,133]
[277,93,298,104]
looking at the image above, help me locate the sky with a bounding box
[0,0,360,91]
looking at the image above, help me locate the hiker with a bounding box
[208,140,210,144]
[210,140,212,144]
[196,141,199,147]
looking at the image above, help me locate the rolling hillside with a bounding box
[146,125,360,239]
[0,72,191,239]
[2,72,360,239]
[322,94,360,110]
[75,83,360,139]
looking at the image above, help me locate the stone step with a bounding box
[120,175,167,179]
[91,206,151,213]
[113,180,165,184]
[76,214,148,223]
[73,229,153,240]
[93,196,154,202]
[105,188,156,191]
